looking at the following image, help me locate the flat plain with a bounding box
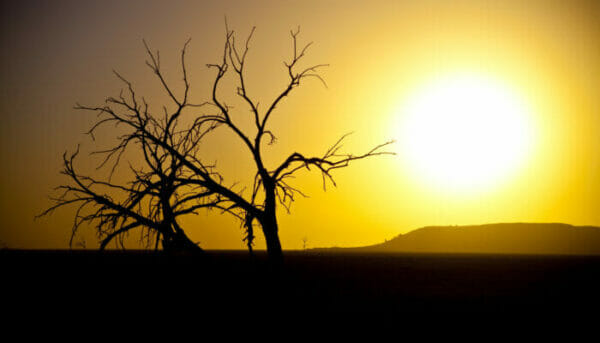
[3,249,599,315]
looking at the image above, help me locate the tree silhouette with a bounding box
[41,26,393,263]
[38,41,227,252]
[199,26,393,264]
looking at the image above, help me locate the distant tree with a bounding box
[40,25,393,263]
[74,238,86,250]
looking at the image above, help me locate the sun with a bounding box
[398,73,535,194]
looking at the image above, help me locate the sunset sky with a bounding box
[1,0,599,250]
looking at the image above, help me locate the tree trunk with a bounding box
[261,211,284,267]
[261,181,284,266]
[162,231,203,254]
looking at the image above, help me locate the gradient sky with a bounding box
[1,0,599,250]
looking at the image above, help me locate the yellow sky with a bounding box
[1,0,599,250]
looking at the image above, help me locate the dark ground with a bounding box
[2,250,600,318]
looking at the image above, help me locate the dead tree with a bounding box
[173,26,394,264]
[42,26,393,262]
[39,41,227,252]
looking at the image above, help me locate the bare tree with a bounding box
[182,25,394,264]
[38,41,227,252]
[41,25,393,262]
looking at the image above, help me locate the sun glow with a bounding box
[398,73,536,194]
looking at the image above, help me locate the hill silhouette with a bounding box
[339,223,600,255]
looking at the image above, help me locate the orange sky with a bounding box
[1,0,599,250]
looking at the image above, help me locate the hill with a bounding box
[342,223,600,255]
